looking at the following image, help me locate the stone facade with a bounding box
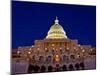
[12,17,96,74]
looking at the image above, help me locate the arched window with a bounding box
[48,66,53,72]
[54,55,60,62]
[80,62,85,70]
[34,65,40,73]
[28,64,34,73]
[52,50,55,55]
[70,55,75,59]
[39,56,44,62]
[46,56,52,62]
[32,55,35,60]
[63,55,69,61]
[69,64,74,71]
[62,65,67,71]
[55,64,60,71]
[75,63,80,70]
[63,55,66,61]
[60,48,62,54]
[41,65,46,72]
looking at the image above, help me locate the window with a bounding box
[46,56,52,62]
[41,65,46,72]
[70,55,75,59]
[80,62,85,69]
[63,55,69,61]
[75,63,80,70]
[69,64,74,70]
[62,65,67,71]
[39,56,44,62]
[55,55,60,62]
[48,66,53,72]
[32,55,35,60]
[63,55,66,61]
[34,65,40,72]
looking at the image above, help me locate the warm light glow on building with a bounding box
[46,17,67,39]
[45,48,47,50]
[17,51,20,54]
[77,55,80,58]
[28,51,31,54]
[55,55,60,62]
[90,49,93,51]
[82,49,85,52]
[12,17,96,73]
[74,47,76,49]
[60,47,62,49]
[37,48,40,50]
[67,47,69,50]
[53,48,55,50]
[52,44,55,46]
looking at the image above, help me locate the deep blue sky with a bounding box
[12,1,96,48]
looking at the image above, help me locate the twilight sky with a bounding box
[12,1,96,48]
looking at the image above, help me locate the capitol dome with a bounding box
[46,17,67,39]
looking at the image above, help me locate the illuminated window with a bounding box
[77,55,80,58]
[55,55,60,62]
[52,44,55,46]
[90,49,93,51]
[82,49,85,52]
[60,47,62,50]
[45,48,47,50]
[67,47,69,50]
[37,48,40,50]
[74,47,76,49]
[17,51,20,54]
[28,51,31,54]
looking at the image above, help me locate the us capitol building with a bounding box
[12,17,96,74]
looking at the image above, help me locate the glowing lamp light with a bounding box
[45,48,47,50]
[60,47,62,49]
[52,44,55,46]
[82,49,85,52]
[67,47,69,50]
[17,51,20,54]
[74,47,76,49]
[56,55,59,57]
[37,48,40,50]
[77,55,80,58]
[90,49,93,51]
[55,55,60,62]
[28,51,31,54]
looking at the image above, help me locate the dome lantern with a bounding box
[55,16,59,24]
[46,17,68,39]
